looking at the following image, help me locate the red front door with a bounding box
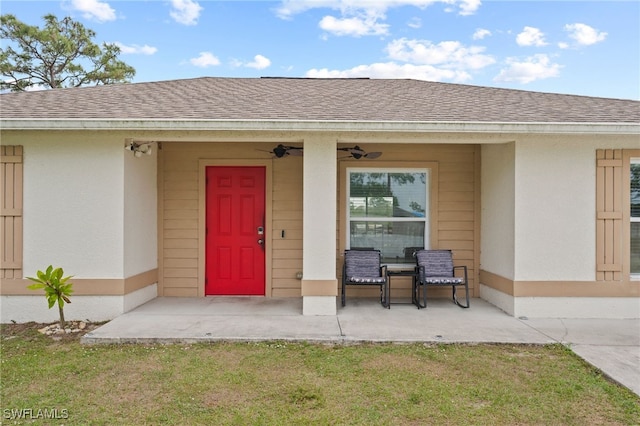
[205,166,266,295]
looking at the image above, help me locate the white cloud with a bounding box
[68,0,116,22]
[319,14,389,37]
[276,1,481,18]
[458,0,481,16]
[407,17,422,29]
[516,26,547,47]
[246,55,272,70]
[231,55,272,69]
[190,52,220,68]
[564,23,607,46]
[386,38,495,70]
[24,84,48,92]
[114,42,157,55]
[1,78,47,92]
[306,62,472,82]
[494,54,561,84]
[275,1,481,36]
[472,28,491,40]
[170,0,203,26]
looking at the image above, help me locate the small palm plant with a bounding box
[27,265,74,328]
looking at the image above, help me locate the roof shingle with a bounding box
[1,77,638,123]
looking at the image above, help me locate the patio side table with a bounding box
[386,269,420,309]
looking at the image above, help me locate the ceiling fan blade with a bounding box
[339,145,383,159]
[263,144,304,158]
[287,148,304,156]
[257,148,282,158]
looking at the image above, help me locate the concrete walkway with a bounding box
[82,297,640,396]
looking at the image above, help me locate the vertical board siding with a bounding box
[161,143,479,298]
[596,149,623,281]
[0,146,23,279]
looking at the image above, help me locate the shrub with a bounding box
[27,265,73,328]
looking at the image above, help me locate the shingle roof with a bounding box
[1,77,638,123]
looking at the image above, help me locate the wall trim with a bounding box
[0,268,158,296]
[480,269,639,297]
[479,270,514,295]
[301,279,338,296]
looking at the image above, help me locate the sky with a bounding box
[1,0,639,100]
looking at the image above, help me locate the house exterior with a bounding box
[1,77,638,322]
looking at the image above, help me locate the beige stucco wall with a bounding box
[16,133,124,277]
[480,134,639,318]
[0,130,159,321]
[303,136,337,280]
[124,145,158,278]
[480,142,515,279]
[4,126,637,320]
[482,134,640,283]
[1,130,158,280]
[514,135,640,281]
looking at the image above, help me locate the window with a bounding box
[347,168,429,264]
[631,159,640,276]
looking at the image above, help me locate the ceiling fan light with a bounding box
[273,145,288,158]
[337,145,382,160]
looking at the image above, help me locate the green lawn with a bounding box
[1,323,639,425]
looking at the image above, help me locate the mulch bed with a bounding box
[1,321,103,342]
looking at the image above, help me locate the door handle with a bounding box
[258,239,264,246]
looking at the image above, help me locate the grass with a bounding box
[1,323,639,425]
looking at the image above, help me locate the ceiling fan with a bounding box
[261,144,304,158]
[338,145,382,160]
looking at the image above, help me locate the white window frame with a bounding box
[346,167,430,267]
[631,158,640,278]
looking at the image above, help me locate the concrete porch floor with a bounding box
[82,297,640,396]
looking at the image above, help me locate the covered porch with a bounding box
[156,136,483,316]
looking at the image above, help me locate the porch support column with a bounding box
[302,135,337,315]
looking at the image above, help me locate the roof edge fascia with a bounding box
[1,119,638,135]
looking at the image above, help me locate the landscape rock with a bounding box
[37,321,93,336]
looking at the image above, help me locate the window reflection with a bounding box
[348,170,428,264]
[631,162,640,274]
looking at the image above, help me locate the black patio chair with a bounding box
[403,246,423,262]
[341,249,388,308]
[414,249,469,309]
